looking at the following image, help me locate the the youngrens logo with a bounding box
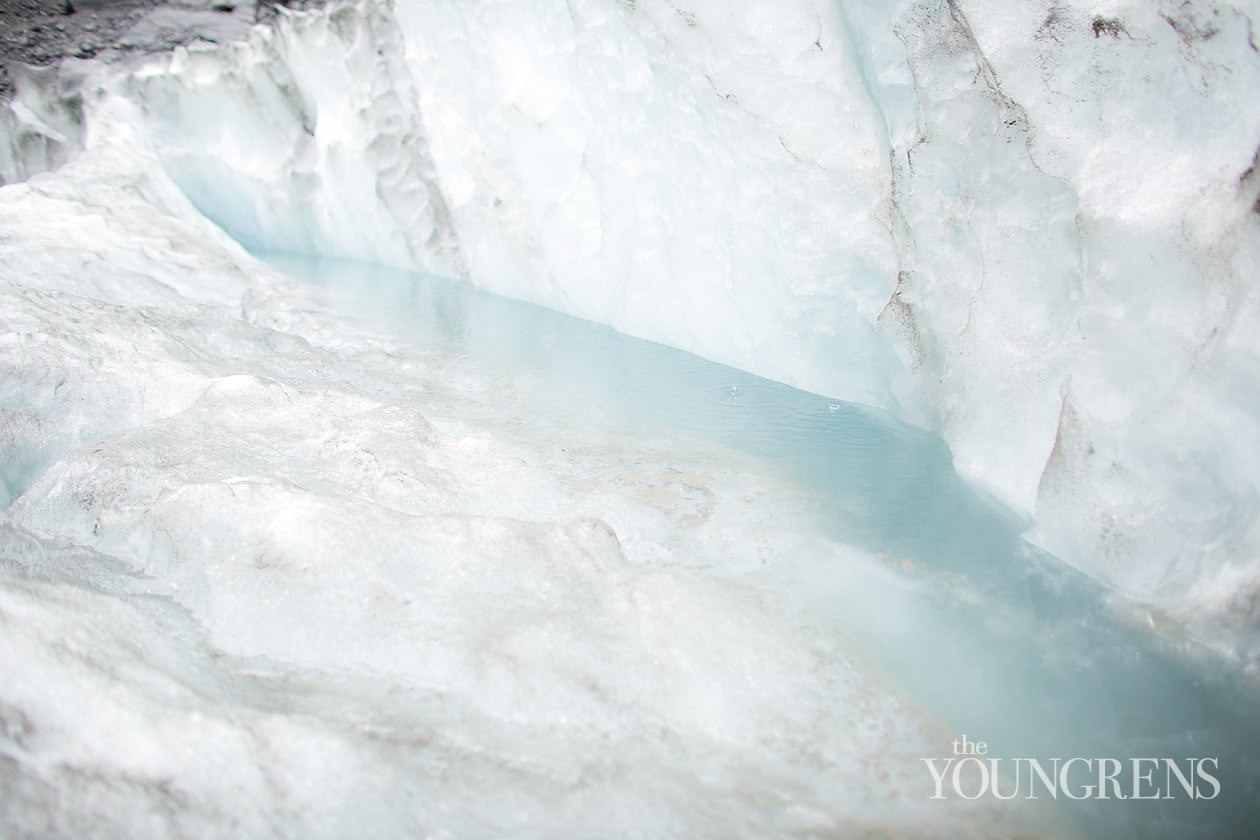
[923,735,1220,801]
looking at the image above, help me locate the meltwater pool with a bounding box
[262,253,1260,839]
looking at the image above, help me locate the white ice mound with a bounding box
[2,1,1259,648]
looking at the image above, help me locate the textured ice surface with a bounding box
[2,0,1260,831]
[5,0,1251,649]
[0,138,1080,836]
[3,140,1260,835]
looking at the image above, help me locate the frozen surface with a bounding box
[2,0,1260,834]
[0,136,1257,833]
[0,143,1259,833]
[4,0,1254,650]
[0,141,1061,836]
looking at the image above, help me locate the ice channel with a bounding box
[258,252,1260,838]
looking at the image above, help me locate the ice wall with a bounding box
[933,1,1260,649]
[3,0,1259,652]
[841,0,1260,650]
[88,0,915,417]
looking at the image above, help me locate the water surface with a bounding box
[266,252,1260,839]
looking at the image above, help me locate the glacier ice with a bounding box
[0,130,1092,835]
[3,0,1260,832]
[7,0,1252,649]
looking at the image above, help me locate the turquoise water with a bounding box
[265,253,1260,839]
